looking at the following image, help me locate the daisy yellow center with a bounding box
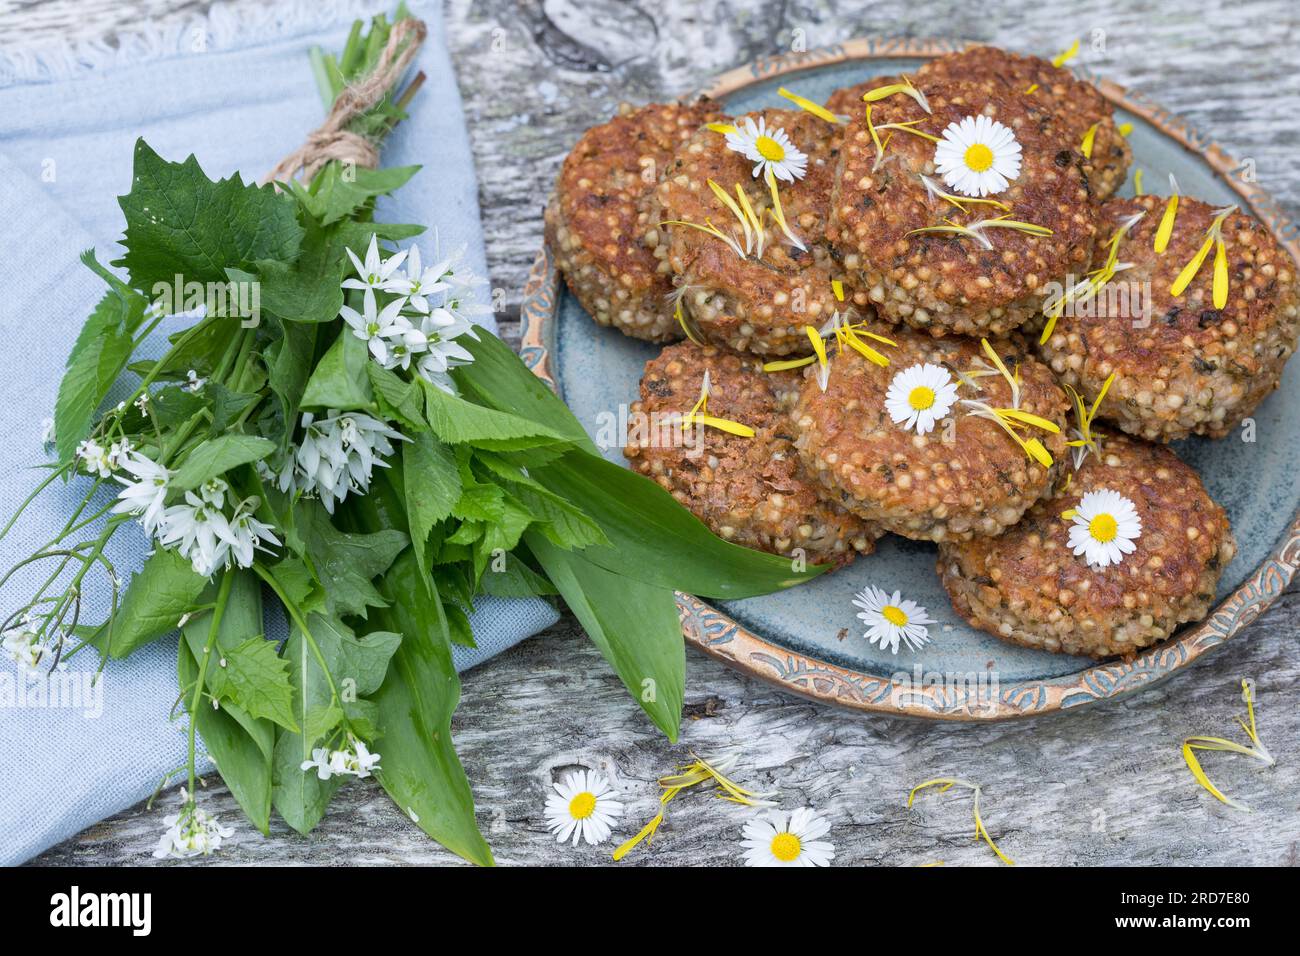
[882,605,909,627]
[755,135,786,162]
[1089,513,1118,543]
[964,143,995,172]
[569,792,597,820]
[770,832,802,862]
[908,386,936,411]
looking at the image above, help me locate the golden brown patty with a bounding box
[791,329,1070,541]
[938,433,1235,658]
[829,74,1099,337]
[648,108,869,356]
[916,46,1131,199]
[624,342,878,568]
[546,100,726,342]
[1037,196,1300,441]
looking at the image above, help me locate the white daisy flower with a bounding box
[724,115,808,183]
[885,363,958,435]
[1067,488,1142,569]
[933,115,1023,198]
[740,807,835,867]
[152,788,234,859]
[111,451,170,537]
[544,769,624,846]
[852,585,936,654]
[343,233,409,294]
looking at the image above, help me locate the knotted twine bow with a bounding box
[262,17,427,185]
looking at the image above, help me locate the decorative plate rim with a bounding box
[520,36,1300,720]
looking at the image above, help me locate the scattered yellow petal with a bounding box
[1118,122,1133,136]
[1024,83,1039,94]
[1213,238,1229,309]
[1052,39,1080,68]
[765,167,805,251]
[1154,192,1179,253]
[676,300,704,346]
[908,777,1015,866]
[763,356,816,372]
[862,75,931,113]
[778,86,841,123]
[1061,509,1078,520]
[1170,235,1214,297]
[706,122,737,135]
[683,413,755,438]
[831,279,845,301]
[1180,679,1275,813]
[1080,122,1098,160]
[1133,168,1144,195]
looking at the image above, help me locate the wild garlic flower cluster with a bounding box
[1,613,51,672]
[273,411,406,515]
[339,234,484,395]
[152,788,234,859]
[300,734,382,780]
[109,452,279,578]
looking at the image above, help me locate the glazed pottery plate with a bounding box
[521,39,1300,719]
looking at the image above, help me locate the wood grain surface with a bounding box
[8,0,1300,866]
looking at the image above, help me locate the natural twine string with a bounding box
[262,17,427,185]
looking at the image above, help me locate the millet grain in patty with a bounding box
[1037,195,1300,441]
[648,108,870,356]
[791,328,1070,541]
[828,74,1099,337]
[938,432,1235,658]
[545,100,726,342]
[624,342,878,568]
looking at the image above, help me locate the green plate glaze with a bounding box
[521,38,1300,719]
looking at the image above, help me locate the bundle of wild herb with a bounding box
[0,9,819,865]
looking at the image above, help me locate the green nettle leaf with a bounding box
[206,636,298,731]
[536,451,826,599]
[295,501,408,618]
[454,332,599,454]
[99,547,209,658]
[526,532,685,742]
[420,377,569,450]
[170,434,276,491]
[402,433,461,584]
[114,139,304,293]
[54,284,146,463]
[178,571,273,833]
[300,330,373,410]
[253,216,348,324]
[149,385,209,430]
[472,452,606,550]
[296,163,422,226]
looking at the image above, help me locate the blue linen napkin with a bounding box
[0,0,558,865]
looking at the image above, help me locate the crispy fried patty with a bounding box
[624,342,878,567]
[939,432,1235,658]
[546,100,725,342]
[1037,196,1300,441]
[648,109,869,356]
[916,46,1131,200]
[791,329,1070,541]
[829,74,1099,337]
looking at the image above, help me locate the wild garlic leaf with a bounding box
[536,451,827,600]
[273,623,342,835]
[526,532,685,742]
[472,451,606,550]
[170,434,276,491]
[175,570,273,833]
[96,547,209,659]
[115,139,304,293]
[207,636,298,732]
[266,318,318,455]
[296,164,422,225]
[367,363,425,430]
[301,330,373,410]
[420,376,568,450]
[454,332,598,454]
[480,554,557,598]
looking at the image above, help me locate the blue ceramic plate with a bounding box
[521,39,1300,719]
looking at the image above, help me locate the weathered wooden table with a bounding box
[13,0,1300,866]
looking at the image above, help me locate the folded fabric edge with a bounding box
[0,0,432,88]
